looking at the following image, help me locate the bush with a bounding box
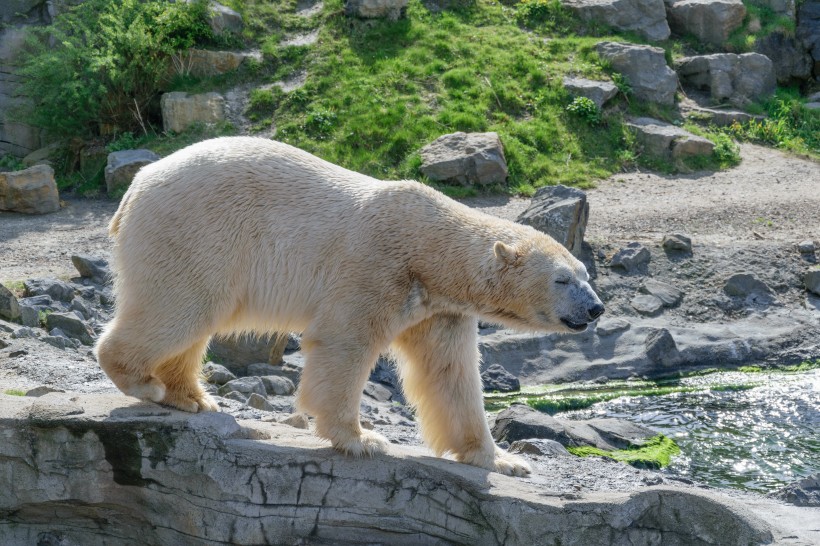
[17,0,216,138]
[566,96,601,125]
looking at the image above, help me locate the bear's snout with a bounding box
[588,303,605,320]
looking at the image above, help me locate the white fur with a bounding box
[96,137,601,476]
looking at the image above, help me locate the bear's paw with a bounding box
[333,428,390,457]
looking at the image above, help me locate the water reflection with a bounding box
[563,369,820,492]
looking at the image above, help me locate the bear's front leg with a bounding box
[393,313,531,477]
[296,334,389,457]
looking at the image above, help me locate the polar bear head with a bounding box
[486,238,604,334]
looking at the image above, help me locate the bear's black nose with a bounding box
[588,303,605,320]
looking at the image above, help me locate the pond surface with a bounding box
[561,369,820,492]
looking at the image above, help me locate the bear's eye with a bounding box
[555,278,571,285]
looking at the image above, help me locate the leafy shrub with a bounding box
[516,0,565,27]
[106,132,141,153]
[711,133,741,165]
[612,73,632,98]
[566,96,601,125]
[0,155,25,172]
[18,0,216,138]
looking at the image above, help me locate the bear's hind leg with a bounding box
[154,337,219,413]
[393,313,531,477]
[96,320,167,404]
[296,338,388,457]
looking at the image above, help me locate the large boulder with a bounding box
[0,164,59,214]
[626,117,714,161]
[0,393,782,545]
[419,132,508,186]
[561,0,670,41]
[770,473,820,507]
[562,76,619,108]
[104,149,160,196]
[595,42,678,105]
[754,33,812,84]
[516,185,589,257]
[344,0,409,20]
[160,92,226,133]
[664,0,746,46]
[797,1,820,78]
[676,53,776,106]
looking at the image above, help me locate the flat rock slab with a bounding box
[626,117,714,160]
[561,0,670,41]
[563,76,619,108]
[0,392,793,545]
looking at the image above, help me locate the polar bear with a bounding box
[96,137,604,476]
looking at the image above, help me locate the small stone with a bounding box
[509,439,571,457]
[769,473,820,507]
[363,381,393,402]
[42,336,69,350]
[805,270,820,296]
[281,412,310,429]
[631,294,664,315]
[45,312,95,345]
[260,375,296,396]
[24,278,74,302]
[218,376,266,397]
[203,362,236,385]
[246,392,275,411]
[798,241,816,254]
[610,242,651,273]
[724,273,774,303]
[641,279,683,307]
[12,327,37,339]
[596,318,631,336]
[71,255,111,284]
[25,386,65,397]
[562,77,619,108]
[248,362,301,385]
[662,233,693,252]
[481,364,521,393]
[0,284,20,321]
[69,298,94,320]
[644,328,680,367]
[223,391,248,403]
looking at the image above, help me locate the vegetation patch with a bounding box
[3,389,26,397]
[567,434,681,469]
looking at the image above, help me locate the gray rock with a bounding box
[44,312,95,345]
[0,165,59,214]
[11,326,37,338]
[562,77,619,108]
[0,393,785,545]
[596,42,678,105]
[209,334,287,375]
[561,0,670,40]
[626,117,715,161]
[662,233,692,252]
[248,361,302,385]
[260,375,296,396]
[509,438,571,457]
[680,101,764,127]
[23,278,74,302]
[69,298,94,320]
[798,1,820,79]
[644,328,680,367]
[246,392,275,411]
[25,386,65,397]
[770,473,820,507]
[595,318,631,336]
[222,390,248,403]
[41,335,70,350]
[747,0,795,16]
[805,270,820,296]
[160,92,226,133]
[206,1,244,34]
[179,48,247,78]
[676,53,776,106]
[363,381,393,402]
[18,296,50,327]
[798,240,816,254]
[724,273,774,303]
[754,33,812,84]
[202,361,237,385]
[631,294,664,315]
[70,255,111,284]
[664,0,746,46]
[0,284,20,321]
[516,185,588,257]
[641,279,683,306]
[280,412,310,429]
[0,0,42,23]
[610,242,651,272]
[104,149,160,196]
[420,132,508,186]
[218,376,267,397]
[492,404,656,450]
[344,0,408,20]
[481,364,521,393]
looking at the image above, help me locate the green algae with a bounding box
[567,434,681,469]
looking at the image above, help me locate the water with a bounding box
[560,369,820,493]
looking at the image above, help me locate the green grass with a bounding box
[567,434,681,469]
[0,155,26,172]
[3,389,26,397]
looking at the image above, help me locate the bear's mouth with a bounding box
[560,317,589,332]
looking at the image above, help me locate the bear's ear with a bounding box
[494,241,518,266]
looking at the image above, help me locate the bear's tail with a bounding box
[108,191,132,236]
